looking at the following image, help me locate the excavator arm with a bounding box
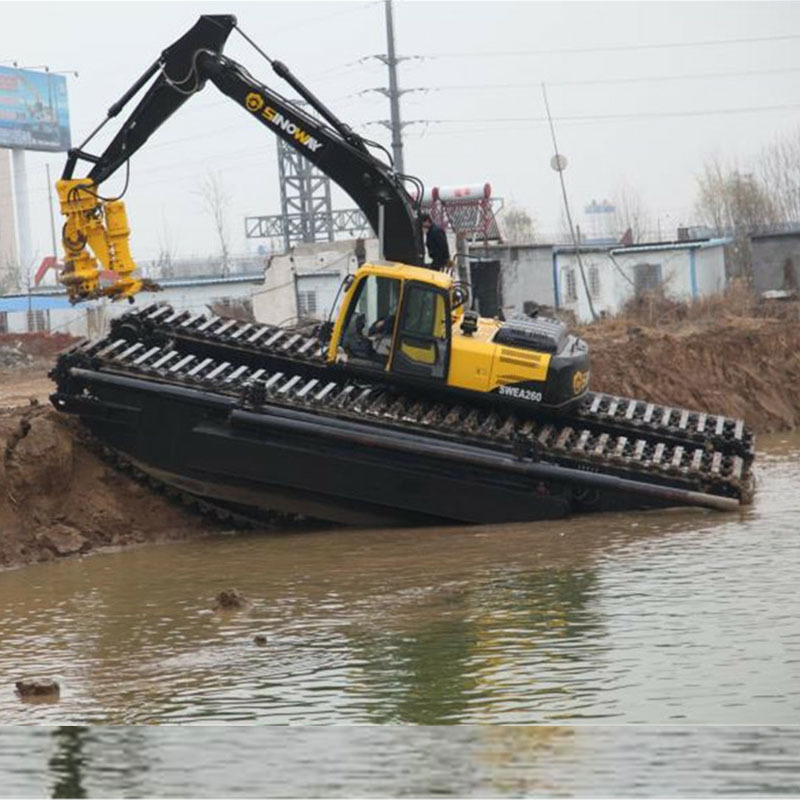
[58,14,423,303]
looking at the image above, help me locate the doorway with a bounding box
[469,260,502,317]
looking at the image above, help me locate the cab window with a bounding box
[341,274,401,369]
[392,283,449,380]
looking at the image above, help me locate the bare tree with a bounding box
[197,171,231,276]
[758,127,800,224]
[501,205,536,244]
[694,156,779,280]
[612,182,650,243]
[155,214,178,279]
[0,258,21,294]
[695,156,777,235]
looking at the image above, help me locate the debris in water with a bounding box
[214,589,249,610]
[15,677,60,700]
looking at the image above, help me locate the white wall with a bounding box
[0,150,18,282]
[497,245,557,315]
[555,243,727,322]
[2,277,263,338]
[555,250,623,322]
[252,238,380,326]
[694,246,727,295]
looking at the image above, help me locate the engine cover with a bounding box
[493,316,568,354]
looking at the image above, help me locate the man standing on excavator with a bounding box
[421,212,450,271]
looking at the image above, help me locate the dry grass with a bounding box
[578,282,800,335]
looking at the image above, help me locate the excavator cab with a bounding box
[331,263,452,382]
[328,262,590,412]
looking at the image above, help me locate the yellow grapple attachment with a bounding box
[57,178,152,303]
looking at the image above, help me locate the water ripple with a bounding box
[0,439,798,728]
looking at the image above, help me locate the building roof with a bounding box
[471,237,733,257]
[750,229,800,241]
[0,295,73,313]
[0,271,265,312]
[610,237,732,254]
[157,271,264,288]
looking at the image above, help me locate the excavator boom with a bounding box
[58,14,423,303]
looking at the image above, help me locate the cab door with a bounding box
[390,281,450,381]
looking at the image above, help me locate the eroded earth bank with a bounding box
[1,296,799,569]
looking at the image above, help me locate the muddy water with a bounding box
[1,435,800,794]
[2,726,800,798]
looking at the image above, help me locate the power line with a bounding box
[268,1,380,36]
[427,32,800,59]
[22,96,800,201]
[414,65,800,92]
[407,102,800,128]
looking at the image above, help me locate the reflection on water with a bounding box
[1,726,799,798]
[49,728,87,800]
[1,436,799,725]
[0,436,798,734]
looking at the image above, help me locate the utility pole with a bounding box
[360,0,428,173]
[45,163,58,258]
[384,0,404,175]
[542,83,598,321]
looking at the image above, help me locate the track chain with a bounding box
[60,303,756,504]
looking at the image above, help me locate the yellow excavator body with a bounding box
[326,262,561,401]
[57,179,150,303]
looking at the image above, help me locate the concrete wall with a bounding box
[750,234,800,293]
[467,244,557,317]
[693,246,727,296]
[253,238,380,326]
[555,250,623,322]
[0,150,18,287]
[0,275,263,338]
[554,242,727,322]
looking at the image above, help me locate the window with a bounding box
[393,283,448,380]
[0,311,7,334]
[26,309,48,333]
[341,274,401,369]
[400,284,438,336]
[589,265,601,297]
[634,263,663,294]
[298,290,317,317]
[563,267,578,302]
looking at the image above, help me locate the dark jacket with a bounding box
[425,223,450,269]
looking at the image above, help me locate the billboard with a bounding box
[0,66,70,152]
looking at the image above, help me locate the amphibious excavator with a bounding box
[50,15,755,525]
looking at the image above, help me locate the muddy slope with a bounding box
[583,304,800,434]
[0,404,217,569]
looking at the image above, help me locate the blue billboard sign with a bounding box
[0,66,70,152]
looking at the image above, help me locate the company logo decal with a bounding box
[572,369,589,395]
[245,92,265,112]
[244,93,323,153]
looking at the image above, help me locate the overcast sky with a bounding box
[4,0,800,265]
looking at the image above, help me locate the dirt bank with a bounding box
[581,294,800,434]
[0,403,218,570]
[1,296,798,570]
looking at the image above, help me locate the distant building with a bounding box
[0,271,263,338]
[581,198,617,244]
[468,244,554,318]
[555,239,729,322]
[0,233,737,338]
[467,238,730,323]
[252,238,381,327]
[750,230,800,295]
